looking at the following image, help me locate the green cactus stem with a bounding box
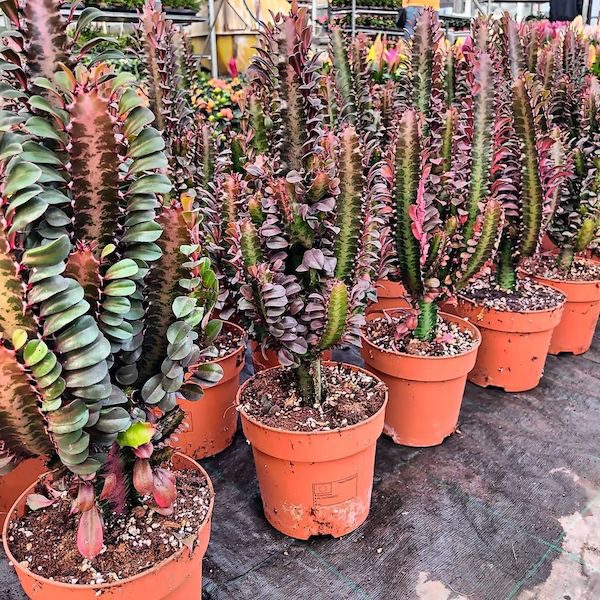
[296,355,322,405]
[496,236,517,291]
[414,299,438,342]
[557,246,575,271]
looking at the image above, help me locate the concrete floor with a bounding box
[2,331,599,600]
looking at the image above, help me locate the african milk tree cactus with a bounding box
[226,2,384,403]
[381,39,504,341]
[327,28,404,166]
[134,0,197,194]
[545,73,600,268]
[489,16,566,290]
[0,0,222,559]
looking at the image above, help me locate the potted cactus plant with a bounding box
[227,2,388,540]
[360,40,502,447]
[526,72,600,355]
[134,0,247,458]
[365,8,449,313]
[0,3,220,597]
[448,17,566,392]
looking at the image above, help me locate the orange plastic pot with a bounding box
[250,341,331,372]
[360,312,480,447]
[0,457,46,533]
[367,279,410,314]
[531,272,600,355]
[448,290,565,392]
[176,322,246,459]
[238,362,387,539]
[3,453,213,600]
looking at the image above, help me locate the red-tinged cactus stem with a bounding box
[410,8,442,118]
[502,13,525,81]
[22,0,68,82]
[69,88,122,251]
[464,51,495,241]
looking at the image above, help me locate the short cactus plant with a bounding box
[226,2,383,403]
[0,0,221,559]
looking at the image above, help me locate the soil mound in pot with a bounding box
[239,363,387,432]
[459,276,566,312]
[525,256,600,282]
[364,315,478,357]
[6,466,212,585]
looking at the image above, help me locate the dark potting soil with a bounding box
[364,316,477,357]
[525,255,600,282]
[6,467,212,585]
[196,325,245,364]
[239,363,386,432]
[459,276,565,312]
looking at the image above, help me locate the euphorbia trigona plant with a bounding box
[381,42,503,341]
[227,2,383,403]
[544,71,600,268]
[0,0,221,561]
[490,19,566,290]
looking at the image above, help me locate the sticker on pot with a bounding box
[312,474,358,506]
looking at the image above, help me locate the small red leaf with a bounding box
[99,474,116,501]
[133,442,154,459]
[26,493,55,511]
[76,482,95,512]
[77,506,104,559]
[152,468,177,509]
[133,459,154,496]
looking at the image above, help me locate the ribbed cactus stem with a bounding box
[496,237,517,291]
[557,246,575,271]
[414,300,438,342]
[296,355,322,405]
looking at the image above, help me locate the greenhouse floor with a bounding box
[2,332,599,600]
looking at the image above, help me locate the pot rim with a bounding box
[237,361,388,437]
[455,280,567,315]
[531,271,600,286]
[360,311,482,360]
[198,320,247,366]
[2,452,214,592]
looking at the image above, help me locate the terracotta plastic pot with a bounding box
[0,457,46,533]
[238,362,387,539]
[367,279,410,314]
[250,341,331,372]
[531,272,600,355]
[176,322,246,459]
[360,312,480,447]
[3,453,214,600]
[447,290,565,392]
